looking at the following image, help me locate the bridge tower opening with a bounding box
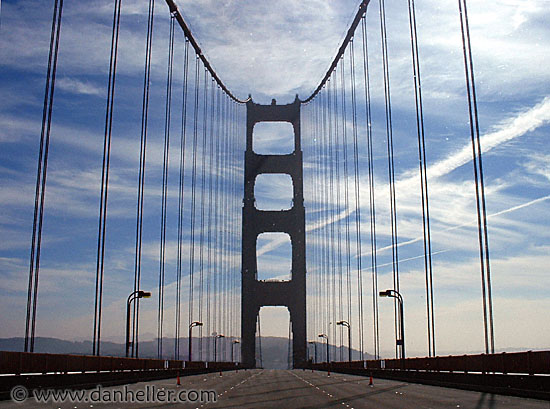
[241,96,307,368]
[256,306,292,369]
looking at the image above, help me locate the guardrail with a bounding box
[0,351,242,375]
[309,350,550,375]
[307,351,550,400]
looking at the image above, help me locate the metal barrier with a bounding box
[0,351,242,375]
[310,350,550,375]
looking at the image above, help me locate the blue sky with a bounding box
[0,0,549,359]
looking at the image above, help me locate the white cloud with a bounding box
[0,0,549,357]
[57,77,104,96]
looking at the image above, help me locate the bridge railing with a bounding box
[0,351,241,375]
[310,351,550,375]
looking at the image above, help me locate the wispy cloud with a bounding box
[401,97,550,181]
[57,77,104,96]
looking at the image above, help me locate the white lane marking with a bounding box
[199,370,261,407]
[291,370,353,404]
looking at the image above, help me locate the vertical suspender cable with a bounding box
[458,0,494,354]
[187,55,200,359]
[175,39,190,360]
[132,0,155,358]
[93,0,120,357]
[312,98,322,339]
[206,78,215,360]
[223,95,231,360]
[320,90,329,346]
[232,102,240,344]
[407,0,435,357]
[349,40,365,359]
[315,97,323,345]
[312,101,321,345]
[340,58,353,359]
[229,99,235,361]
[213,87,222,350]
[231,102,239,345]
[379,0,401,359]
[220,95,229,359]
[230,101,235,346]
[198,69,209,360]
[25,0,64,353]
[157,14,175,359]
[327,78,337,360]
[360,16,380,360]
[333,75,345,361]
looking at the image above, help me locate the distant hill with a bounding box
[0,337,371,369]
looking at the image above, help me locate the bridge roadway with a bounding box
[1,369,549,408]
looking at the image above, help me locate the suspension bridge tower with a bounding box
[241,96,307,368]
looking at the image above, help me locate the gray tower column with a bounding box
[241,96,307,368]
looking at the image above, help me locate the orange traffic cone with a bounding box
[327,370,331,377]
[177,372,181,386]
[219,370,223,377]
[369,375,373,386]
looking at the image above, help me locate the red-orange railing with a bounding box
[311,350,550,375]
[0,351,240,375]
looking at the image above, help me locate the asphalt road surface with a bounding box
[1,369,549,408]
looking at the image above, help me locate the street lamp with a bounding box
[308,341,317,364]
[336,320,352,362]
[125,290,151,357]
[188,321,203,362]
[214,334,225,362]
[379,289,405,359]
[318,334,329,363]
[232,339,240,363]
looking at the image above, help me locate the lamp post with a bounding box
[188,321,203,362]
[318,334,329,363]
[379,289,405,359]
[232,339,240,363]
[125,290,152,357]
[308,341,317,364]
[336,320,352,362]
[214,334,225,362]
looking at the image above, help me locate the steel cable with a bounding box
[93,0,120,357]
[378,0,401,359]
[360,16,380,360]
[25,0,64,353]
[187,55,201,359]
[131,0,155,358]
[349,40,365,359]
[458,0,494,354]
[406,0,436,357]
[157,14,175,359]
[175,38,190,361]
